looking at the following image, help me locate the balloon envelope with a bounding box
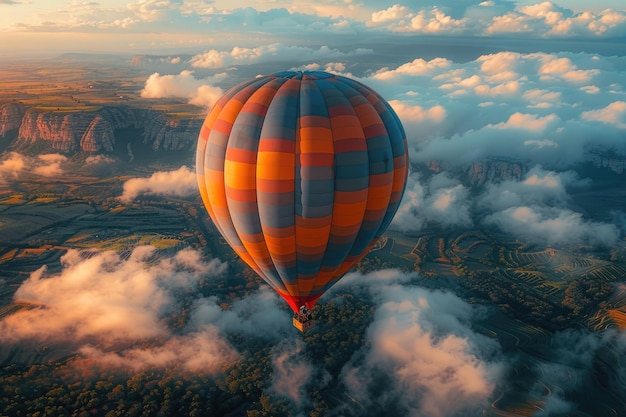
[196,70,408,312]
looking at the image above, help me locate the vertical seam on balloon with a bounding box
[227,77,287,293]
[209,77,272,285]
[304,76,336,303]
[352,80,396,240]
[293,78,303,305]
[255,77,299,303]
[377,98,409,235]
[345,78,408,237]
[328,76,371,285]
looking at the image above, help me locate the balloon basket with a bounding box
[293,306,315,332]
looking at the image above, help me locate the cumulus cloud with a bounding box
[84,154,115,166]
[119,165,198,202]
[6,1,626,53]
[485,205,620,247]
[270,339,314,406]
[189,43,372,69]
[0,152,70,182]
[33,153,67,176]
[0,152,26,183]
[392,172,473,232]
[188,288,293,340]
[141,70,226,109]
[477,166,588,211]
[581,100,626,128]
[364,1,626,38]
[373,57,452,79]
[526,329,626,416]
[486,2,626,37]
[0,242,305,374]
[337,269,504,417]
[77,327,237,373]
[365,51,626,169]
[1,246,226,344]
[369,5,467,33]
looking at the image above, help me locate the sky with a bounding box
[0,0,625,55]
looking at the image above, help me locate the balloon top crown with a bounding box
[271,70,336,80]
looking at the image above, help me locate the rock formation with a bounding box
[2,104,201,154]
[0,102,26,136]
[466,159,524,186]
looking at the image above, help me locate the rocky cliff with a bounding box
[2,104,201,154]
[144,116,203,152]
[466,159,524,186]
[425,159,524,187]
[0,102,26,136]
[589,152,626,174]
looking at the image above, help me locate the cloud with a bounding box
[0,152,70,182]
[486,2,626,38]
[290,61,347,74]
[0,152,26,183]
[364,51,626,169]
[127,0,173,22]
[373,57,452,79]
[477,165,589,211]
[494,112,558,131]
[484,205,620,247]
[581,100,626,128]
[270,339,314,406]
[1,246,227,345]
[5,1,626,54]
[0,243,304,373]
[77,326,237,373]
[141,70,226,109]
[368,5,466,33]
[188,289,293,340]
[392,172,473,232]
[33,153,67,176]
[84,154,115,166]
[337,269,504,417]
[527,329,626,416]
[189,43,372,69]
[119,165,198,202]
[363,1,626,38]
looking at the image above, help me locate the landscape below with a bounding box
[0,57,625,417]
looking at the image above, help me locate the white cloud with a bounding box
[486,2,626,38]
[188,289,293,340]
[127,0,173,22]
[0,152,70,182]
[1,246,225,343]
[494,112,559,131]
[78,327,237,373]
[0,244,301,373]
[364,51,626,169]
[485,205,620,247]
[477,165,588,211]
[373,57,452,80]
[141,70,226,109]
[270,339,314,406]
[370,4,408,24]
[338,270,504,417]
[392,172,473,232]
[581,100,626,128]
[33,153,67,176]
[0,152,26,183]
[119,165,198,202]
[189,43,372,69]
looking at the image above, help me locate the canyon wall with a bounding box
[0,102,202,154]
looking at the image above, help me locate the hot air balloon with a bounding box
[196,70,408,331]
